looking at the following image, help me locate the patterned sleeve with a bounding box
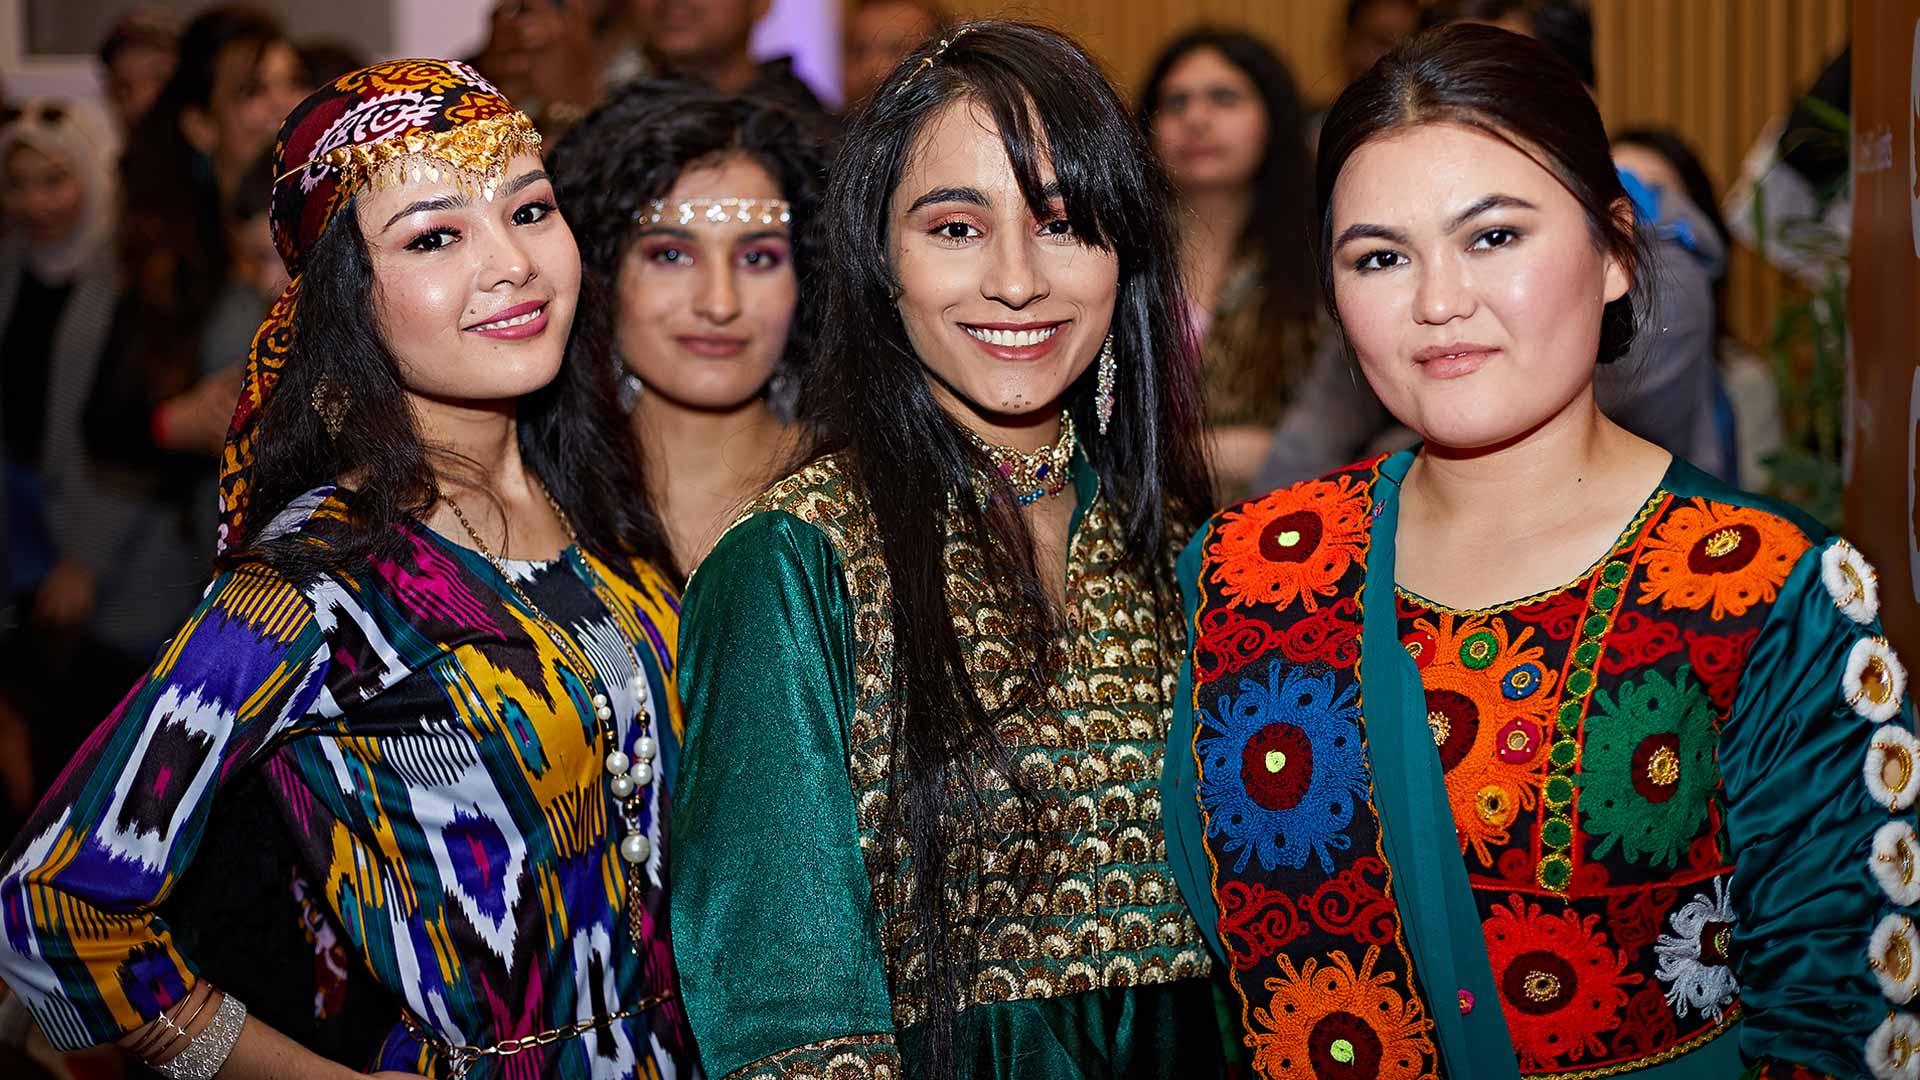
[0,562,330,1050]
[673,512,900,1079]
[1718,538,1917,1077]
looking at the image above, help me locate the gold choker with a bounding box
[967,413,1076,505]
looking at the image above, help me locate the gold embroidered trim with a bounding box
[725,1033,901,1080]
[275,111,542,199]
[1529,1007,1739,1079]
[1397,488,1665,616]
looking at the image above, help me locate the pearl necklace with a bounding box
[967,412,1077,505]
[438,485,658,948]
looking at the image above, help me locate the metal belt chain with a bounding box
[401,989,673,1078]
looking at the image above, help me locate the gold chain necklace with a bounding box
[967,411,1076,505]
[435,483,658,950]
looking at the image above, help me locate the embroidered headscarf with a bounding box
[216,58,541,554]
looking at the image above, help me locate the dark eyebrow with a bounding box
[906,186,988,214]
[380,170,549,232]
[1446,193,1536,231]
[1333,222,1410,249]
[384,192,467,231]
[1333,194,1539,250]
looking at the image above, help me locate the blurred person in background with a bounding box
[632,0,829,119]
[295,40,366,88]
[1616,127,1784,490]
[1140,27,1348,500]
[0,101,126,825]
[842,0,945,109]
[1425,0,1597,90]
[88,6,306,481]
[97,9,179,135]
[1338,0,1420,85]
[550,81,825,577]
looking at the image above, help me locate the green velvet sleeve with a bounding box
[1164,523,1226,960]
[1719,537,1917,1076]
[672,511,898,1077]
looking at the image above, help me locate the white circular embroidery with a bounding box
[1874,914,1920,1004]
[1825,540,1884,624]
[1653,876,1739,1022]
[300,90,446,193]
[1849,637,1911,724]
[1871,1010,1920,1079]
[1874,821,1920,906]
[1868,725,1920,812]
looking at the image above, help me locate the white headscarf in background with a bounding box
[0,98,120,283]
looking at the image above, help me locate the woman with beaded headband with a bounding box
[0,60,696,1079]
[1164,25,1915,1080]
[548,79,827,578]
[671,20,1223,1080]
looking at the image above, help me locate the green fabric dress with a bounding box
[1163,448,1917,1079]
[672,452,1224,1079]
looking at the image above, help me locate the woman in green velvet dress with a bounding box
[1164,24,1916,1080]
[670,20,1223,1080]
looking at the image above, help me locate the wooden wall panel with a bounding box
[946,0,1851,352]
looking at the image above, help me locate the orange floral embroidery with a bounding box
[1637,499,1810,619]
[338,58,476,95]
[1406,612,1559,867]
[446,91,514,125]
[1248,946,1435,1080]
[1208,477,1370,612]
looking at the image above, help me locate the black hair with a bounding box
[98,10,178,67]
[1137,27,1321,359]
[1317,22,1646,365]
[118,5,287,395]
[545,80,831,580]
[228,150,275,223]
[220,201,672,585]
[297,40,365,87]
[1425,0,1596,88]
[1612,127,1731,260]
[814,19,1210,1076]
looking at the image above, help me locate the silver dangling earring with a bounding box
[311,374,349,439]
[1095,334,1116,436]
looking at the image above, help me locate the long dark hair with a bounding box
[546,79,830,577]
[217,203,672,584]
[813,19,1210,1075]
[1137,27,1320,332]
[118,5,286,394]
[1316,23,1646,364]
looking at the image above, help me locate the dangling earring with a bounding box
[1095,334,1116,436]
[311,374,349,438]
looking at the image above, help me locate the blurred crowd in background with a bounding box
[0,4,1851,1071]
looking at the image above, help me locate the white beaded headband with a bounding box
[637,198,793,226]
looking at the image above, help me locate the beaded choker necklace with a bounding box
[968,412,1076,505]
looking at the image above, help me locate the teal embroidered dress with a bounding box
[1164,450,1915,1079]
[672,453,1220,1079]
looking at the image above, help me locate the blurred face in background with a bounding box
[1150,47,1267,195]
[844,1,940,105]
[617,153,797,411]
[230,211,289,300]
[3,144,84,250]
[181,39,307,192]
[106,43,176,132]
[632,0,768,70]
[1340,0,1420,84]
[1328,122,1628,451]
[1609,142,1685,200]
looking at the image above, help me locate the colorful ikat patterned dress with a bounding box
[672,452,1220,1079]
[0,490,698,1078]
[1163,448,1917,1079]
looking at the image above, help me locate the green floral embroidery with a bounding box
[1577,667,1719,868]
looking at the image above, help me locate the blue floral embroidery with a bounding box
[1195,660,1371,876]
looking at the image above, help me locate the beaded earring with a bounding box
[311,374,349,438]
[1095,334,1116,436]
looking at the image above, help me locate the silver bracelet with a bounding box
[156,992,247,1080]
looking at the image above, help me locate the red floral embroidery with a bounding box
[1606,984,1682,1058]
[1601,884,1681,954]
[1278,596,1363,668]
[1304,856,1398,946]
[1482,895,1640,1071]
[1194,609,1287,682]
[1218,856,1397,969]
[1510,589,1589,641]
[1218,881,1310,970]
[1682,628,1758,713]
[1598,611,1687,675]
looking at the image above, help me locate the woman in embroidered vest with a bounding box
[547,80,827,579]
[0,60,696,1079]
[1164,24,1916,1080]
[671,20,1222,1080]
